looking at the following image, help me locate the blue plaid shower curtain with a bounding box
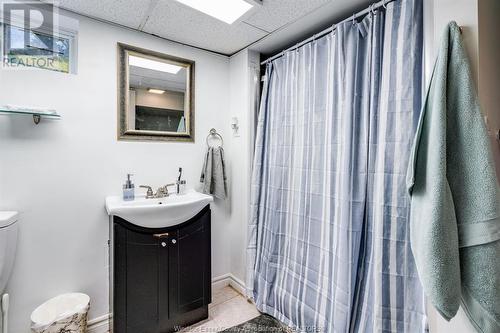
[246,0,426,332]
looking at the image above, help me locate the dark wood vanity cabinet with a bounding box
[112,205,211,333]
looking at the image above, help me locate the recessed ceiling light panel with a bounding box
[129,55,182,74]
[173,0,254,24]
[148,88,166,94]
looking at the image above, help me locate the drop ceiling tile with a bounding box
[142,0,267,55]
[57,0,154,29]
[245,0,331,33]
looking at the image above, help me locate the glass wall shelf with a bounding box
[0,106,61,124]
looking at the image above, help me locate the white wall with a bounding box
[0,12,232,332]
[478,0,500,181]
[226,49,260,286]
[423,0,499,332]
[423,0,479,85]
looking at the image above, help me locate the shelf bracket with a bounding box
[33,114,41,124]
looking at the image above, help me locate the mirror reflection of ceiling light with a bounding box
[129,55,182,74]
[148,88,166,94]
[173,0,254,24]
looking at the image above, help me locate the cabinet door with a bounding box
[169,208,211,316]
[115,223,168,333]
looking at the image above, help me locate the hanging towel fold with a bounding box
[177,116,186,133]
[407,21,500,332]
[200,146,227,199]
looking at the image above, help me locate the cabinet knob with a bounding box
[171,239,177,244]
[161,242,167,247]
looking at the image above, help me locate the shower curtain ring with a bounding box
[382,0,388,9]
[352,13,356,25]
[371,4,376,15]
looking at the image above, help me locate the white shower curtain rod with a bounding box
[261,0,396,65]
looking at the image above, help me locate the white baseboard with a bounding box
[88,274,247,332]
[87,314,110,333]
[227,275,246,296]
[212,273,232,292]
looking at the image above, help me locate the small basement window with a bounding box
[1,8,78,73]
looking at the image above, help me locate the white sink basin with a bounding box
[105,190,213,228]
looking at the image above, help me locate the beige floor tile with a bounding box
[210,286,240,307]
[210,295,260,330]
[181,286,260,332]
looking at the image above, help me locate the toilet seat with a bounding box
[0,212,18,229]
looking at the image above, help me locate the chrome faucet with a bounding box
[162,183,177,197]
[140,183,176,199]
[139,185,155,199]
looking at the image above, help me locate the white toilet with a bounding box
[0,211,19,333]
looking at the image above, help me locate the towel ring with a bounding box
[206,128,223,148]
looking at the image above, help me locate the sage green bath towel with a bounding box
[407,22,500,332]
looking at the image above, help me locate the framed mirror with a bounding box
[118,43,195,142]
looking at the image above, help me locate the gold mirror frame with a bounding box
[117,43,195,142]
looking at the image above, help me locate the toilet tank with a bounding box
[0,212,19,295]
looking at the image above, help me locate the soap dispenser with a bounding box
[123,173,135,201]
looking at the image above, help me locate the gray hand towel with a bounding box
[200,147,227,199]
